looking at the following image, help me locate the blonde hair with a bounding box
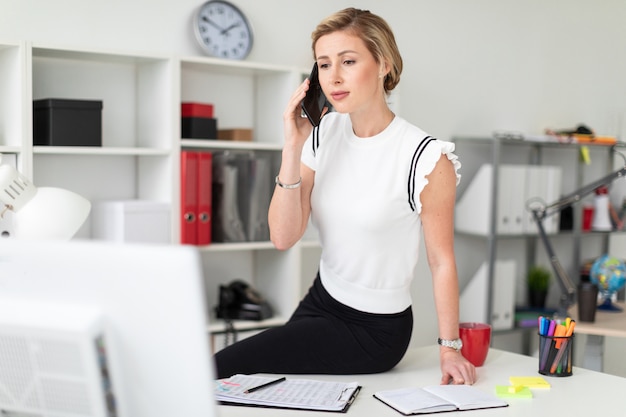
[311,8,402,94]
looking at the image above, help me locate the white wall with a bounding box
[3,0,625,139]
[2,0,626,363]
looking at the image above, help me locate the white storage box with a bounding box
[91,200,170,243]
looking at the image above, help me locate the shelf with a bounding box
[180,56,297,146]
[181,55,296,77]
[199,241,277,252]
[457,136,619,149]
[33,146,171,156]
[31,45,174,150]
[207,316,287,334]
[32,44,170,65]
[196,239,321,253]
[0,146,22,154]
[455,229,622,239]
[180,139,282,152]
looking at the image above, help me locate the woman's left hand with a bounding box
[439,350,476,385]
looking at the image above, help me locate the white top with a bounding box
[301,113,461,314]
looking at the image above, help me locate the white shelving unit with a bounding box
[0,41,321,346]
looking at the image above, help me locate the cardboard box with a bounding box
[217,129,253,141]
[33,98,102,146]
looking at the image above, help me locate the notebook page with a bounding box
[423,385,507,410]
[374,387,457,414]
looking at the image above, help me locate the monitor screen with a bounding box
[0,239,218,417]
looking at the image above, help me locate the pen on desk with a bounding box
[244,377,286,394]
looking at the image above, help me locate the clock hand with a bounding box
[202,16,225,32]
[220,21,241,35]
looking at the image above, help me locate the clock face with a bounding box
[194,0,253,60]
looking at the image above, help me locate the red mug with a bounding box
[459,322,492,367]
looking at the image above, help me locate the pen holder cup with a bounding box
[538,334,574,377]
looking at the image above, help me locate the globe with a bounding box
[590,254,626,312]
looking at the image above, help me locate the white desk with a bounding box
[218,345,626,416]
[569,301,626,371]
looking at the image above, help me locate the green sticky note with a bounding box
[495,385,533,399]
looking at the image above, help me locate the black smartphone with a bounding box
[300,62,327,127]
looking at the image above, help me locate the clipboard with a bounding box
[215,374,361,413]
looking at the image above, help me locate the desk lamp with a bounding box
[529,148,626,318]
[0,164,90,240]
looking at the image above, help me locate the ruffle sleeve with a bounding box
[410,139,461,214]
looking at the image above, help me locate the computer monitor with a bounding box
[0,239,218,417]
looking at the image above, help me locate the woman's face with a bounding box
[315,30,386,116]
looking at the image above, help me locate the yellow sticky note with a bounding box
[509,376,551,389]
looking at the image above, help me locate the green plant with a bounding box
[527,265,551,292]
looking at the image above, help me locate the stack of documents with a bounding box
[215,374,361,412]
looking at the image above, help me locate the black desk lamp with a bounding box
[529,149,626,318]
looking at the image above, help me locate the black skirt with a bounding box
[214,274,413,379]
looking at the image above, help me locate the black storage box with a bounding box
[33,98,103,146]
[181,117,217,139]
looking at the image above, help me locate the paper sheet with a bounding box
[215,374,360,411]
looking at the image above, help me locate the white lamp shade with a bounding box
[13,187,91,240]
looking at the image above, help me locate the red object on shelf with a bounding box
[181,151,199,244]
[582,205,594,232]
[181,150,213,245]
[181,102,214,118]
[197,152,213,245]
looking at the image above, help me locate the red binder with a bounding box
[180,151,199,244]
[197,151,213,245]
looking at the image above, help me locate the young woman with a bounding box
[214,7,476,385]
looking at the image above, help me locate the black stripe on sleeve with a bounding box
[312,125,320,156]
[407,136,436,212]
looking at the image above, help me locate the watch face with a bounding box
[194,0,253,60]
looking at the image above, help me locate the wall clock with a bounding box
[193,0,254,60]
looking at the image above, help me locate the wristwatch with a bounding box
[437,337,463,352]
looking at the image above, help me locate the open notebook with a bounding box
[374,384,508,415]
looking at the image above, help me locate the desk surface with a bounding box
[218,345,626,416]
[569,301,626,337]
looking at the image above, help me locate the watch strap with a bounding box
[437,337,463,351]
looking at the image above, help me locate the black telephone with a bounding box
[300,62,328,127]
[216,280,273,321]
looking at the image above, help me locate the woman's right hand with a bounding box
[283,78,315,148]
